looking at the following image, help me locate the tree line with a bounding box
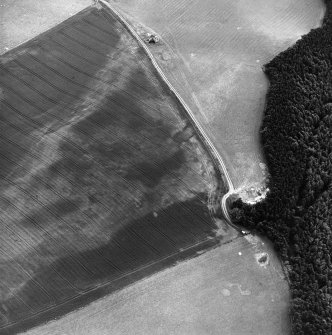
[230,1,332,333]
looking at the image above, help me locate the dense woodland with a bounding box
[230,1,332,334]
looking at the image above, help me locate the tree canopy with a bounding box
[230,1,332,334]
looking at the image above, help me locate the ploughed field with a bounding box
[112,0,325,196]
[0,7,226,332]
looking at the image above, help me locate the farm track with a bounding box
[99,0,237,228]
[0,6,228,332]
[112,0,325,193]
[0,14,213,196]
[10,1,324,333]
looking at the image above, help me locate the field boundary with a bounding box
[98,0,239,230]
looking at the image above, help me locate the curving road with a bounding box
[98,0,239,230]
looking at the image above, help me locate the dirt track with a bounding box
[110,0,325,193]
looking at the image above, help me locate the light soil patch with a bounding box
[0,0,92,54]
[23,236,289,335]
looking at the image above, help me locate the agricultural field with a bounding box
[110,0,325,198]
[0,1,327,334]
[0,0,91,54]
[24,236,290,335]
[0,6,229,333]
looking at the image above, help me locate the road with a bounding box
[98,0,237,230]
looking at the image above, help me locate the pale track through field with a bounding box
[98,0,238,229]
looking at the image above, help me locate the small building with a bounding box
[146,33,159,44]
